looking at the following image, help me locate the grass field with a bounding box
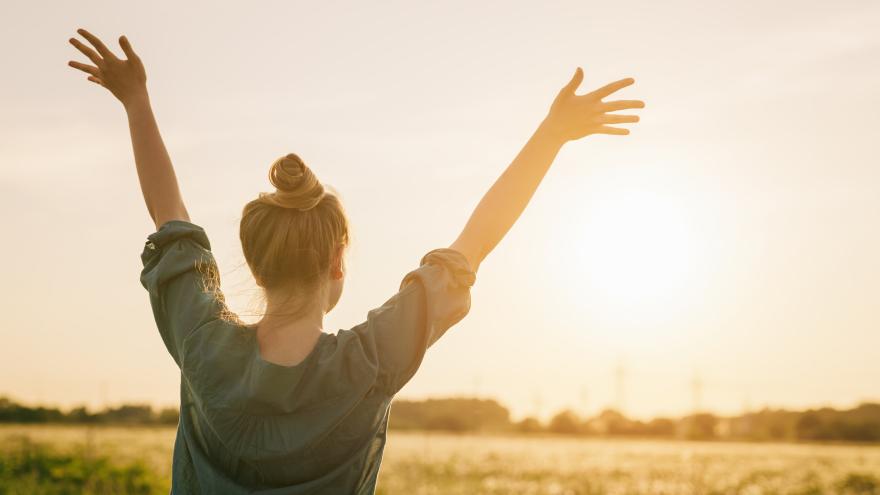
[1,424,879,494]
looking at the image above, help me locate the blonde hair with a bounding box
[239,153,350,319]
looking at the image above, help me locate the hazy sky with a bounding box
[1,0,878,420]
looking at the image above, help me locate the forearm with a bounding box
[451,118,565,272]
[125,95,189,229]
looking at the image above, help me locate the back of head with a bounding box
[240,153,350,310]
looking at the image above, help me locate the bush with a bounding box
[836,473,880,495]
[549,410,582,435]
[0,436,168,495]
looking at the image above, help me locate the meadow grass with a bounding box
[1,425,879,494]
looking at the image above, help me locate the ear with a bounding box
[330,244,345,280]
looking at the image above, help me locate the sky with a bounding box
[1,0,878,421]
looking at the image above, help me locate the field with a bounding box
[1,425,879,494]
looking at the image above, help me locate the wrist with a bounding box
[123,91,151,114]
[535,118,568,148]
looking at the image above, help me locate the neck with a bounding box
[258,292,324,333]
[254,293,325,366]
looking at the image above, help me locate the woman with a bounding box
[68,28,644,494]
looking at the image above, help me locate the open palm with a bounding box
[544,67,645,142]
[68,28,147,108]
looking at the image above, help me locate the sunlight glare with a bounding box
[588,190,695,298]
[560,184,707,327]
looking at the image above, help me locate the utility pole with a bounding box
[742,392,752,414]
[691,371,703,414]
[532,389,543,420]
[472,373,481,398]
[615,360,626,414]
[580,385,590,417]
[100,381,108,410]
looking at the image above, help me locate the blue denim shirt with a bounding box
[140,220,475,494]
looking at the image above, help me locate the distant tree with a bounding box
[796,411,823,440]
[549,410,582,435]
[592,408,632,435]
[99,404,153,424]
[734,409,798,441]
[66,406,96,424]
[389,398,511,432]
[156,407,179,425]
[646,418,676,437]
[425,414,469,432]
[827,419,880,442]
[684,413,718,440]
[597,408,627,423]
[0,398,64,423]
[515,417,543,433]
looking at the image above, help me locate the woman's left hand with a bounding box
[68,28,148,109]
[542,67,645,143]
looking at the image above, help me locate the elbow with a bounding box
[151,204,191,230]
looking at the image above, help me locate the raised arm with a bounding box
[68,28,189,230]
[449,67,645,272]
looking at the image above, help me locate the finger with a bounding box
[118,35,138,60]
[87,75,105,87]
[596,125,630,135]
[77,28,118,60]
[68,60,100,77]
[603,100,646,112]
[559,67,584,96]
[600,114,640,124]
[589,78,634,100]
[69,38,104,67]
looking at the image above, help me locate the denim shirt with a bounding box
[140,220,475,494]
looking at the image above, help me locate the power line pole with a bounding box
[532,389,543,420]
[580,385,590,417]
[615,360,626,414]
[100,381,108,410]
[471,373,481,398]
[691,370,703,414]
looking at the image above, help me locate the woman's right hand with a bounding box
[68,28,148,109]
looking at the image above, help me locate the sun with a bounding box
[585,189,698,301]
[549,183,708,327]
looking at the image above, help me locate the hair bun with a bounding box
[260,153,325,210]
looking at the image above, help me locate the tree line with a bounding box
[2,395,879,442]
[0,397,177,425]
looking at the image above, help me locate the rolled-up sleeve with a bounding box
[355,247,476,395]
[140,220,226,367]
[399,248,476,348]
